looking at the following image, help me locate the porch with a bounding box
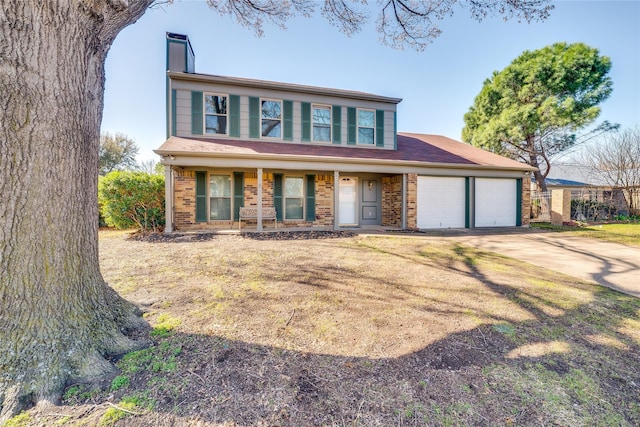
[164,167,409,233]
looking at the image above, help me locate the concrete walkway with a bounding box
[442,230,640,298]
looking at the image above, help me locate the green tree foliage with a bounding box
[462,42,615,191]
[99,132,139,176]
[99,171,165,233]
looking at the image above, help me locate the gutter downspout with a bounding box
[334,170,340,230]
[164,165,174,233]
[257,168,263,231]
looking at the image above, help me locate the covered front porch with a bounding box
[163,166,408,233]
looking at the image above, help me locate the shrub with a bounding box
[571,199,617,221]
[99,171,165,233]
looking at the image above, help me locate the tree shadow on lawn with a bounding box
[530,235,640,294]
[48,236,640,426]
[56,292,639,427]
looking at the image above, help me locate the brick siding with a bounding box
[173,170,334,230]
[174,170,196,229]
[382,175,403,227]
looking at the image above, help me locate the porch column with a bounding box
[334,170,340,230]
[164,165,174,233]
[401,173,407,230]
[257,168,263,231]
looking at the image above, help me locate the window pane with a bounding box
[210,198,231,220]
[205,95,227,114]
[206,115,227,134]
[209,175,231,197]
[262,119,281,138]
[313,107,330,125]
[358,128,374,144]
[313,126,331,141]
[261,100,281,119]
[358,110,374,127]
[285,177,303,197]
[285,198,303,219]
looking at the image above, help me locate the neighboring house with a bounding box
[540,164,630,215]
[531,177,590,190]
[155,33,535,232]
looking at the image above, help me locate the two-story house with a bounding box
[155,33,534,232]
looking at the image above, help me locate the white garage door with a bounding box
[475,178,517,227]
[417,176,466,229]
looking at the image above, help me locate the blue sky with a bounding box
[102,0,640,162]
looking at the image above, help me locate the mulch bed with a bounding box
[243,230,355,240]
[128,230,356,243]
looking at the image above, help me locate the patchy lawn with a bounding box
[531,222,640,247]
[13,230,640,426]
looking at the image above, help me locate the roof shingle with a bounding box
[155,132,534,171]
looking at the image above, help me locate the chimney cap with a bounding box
[166,32,188,41]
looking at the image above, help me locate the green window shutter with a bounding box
[347,107,356,145]
[171,89,177,137]
[273,174,283,221]
[249,96,260,138]
[332,105,341,144]
[376,110,385,147]
[283,100,293,141]
[195,171,207,222]
[301,102,311,142]
[516,178,523,226]
[306,175,316,222]
[233,172,244,221]
[229,95,240,137]
[191,91,203,135]
[393,111,397,150]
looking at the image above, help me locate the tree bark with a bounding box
[526,138,547,193]
[0,0,153,420]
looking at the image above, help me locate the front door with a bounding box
[339,177,357,225]
[360,178,381,226]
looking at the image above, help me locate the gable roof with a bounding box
[155,133,533,172]
[545,163,611,186]
[397,133,533,170]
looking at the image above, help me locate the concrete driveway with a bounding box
[444,229,640,298]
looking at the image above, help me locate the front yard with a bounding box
[13,230,640,426]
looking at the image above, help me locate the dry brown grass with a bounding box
[15,230,640,426]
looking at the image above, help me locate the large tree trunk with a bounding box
[526,138,547,193]
[0,1,153,420]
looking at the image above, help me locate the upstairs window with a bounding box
[312,105,331,142]
[204,94,227,135]
[357,109,375,145]
[261,99,282,138]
